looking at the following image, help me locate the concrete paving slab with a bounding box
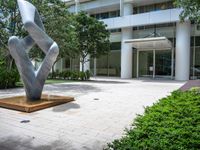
[0,78,185,150]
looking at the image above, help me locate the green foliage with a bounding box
[28,0,79,61]
[0,0,78,69]
[0,0,24,68]
[85,70,91,80]
[106,90,200,150]
[49,70,91,81]
[174,0,200,24]
[61,70,72,80]
[0,66,20,89]
[74,12,110,71]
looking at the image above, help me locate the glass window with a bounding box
[108,51,121,76]
[109,11,117,18]
[155,50,172,76]
[64,58,70,69]
[139,51,153,77]
[195,47,200,79]
[146,4,154,12]
[138,6,145,13]
[109,11,120,18]
[132,49,137,77]
[133,2,175,15]
[100,12,109,19]
[156,3,167,11]
[95,14,100,20]
[71,58,80,71]
[133,7,138,14]
[195,36,200,46]
[110,42,121,50]
[96,55,108,76]
[197,25,200,31]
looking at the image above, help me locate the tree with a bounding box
[74,12,110,72]
[0,0,24,69]
[0,0,79,72]
[29,0,79,73]
[174,0,200,23]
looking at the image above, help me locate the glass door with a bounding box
[138,49,172,79]
[138,50,153,78]
[155,50,172,77]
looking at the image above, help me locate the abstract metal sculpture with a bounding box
[8,0,59,100]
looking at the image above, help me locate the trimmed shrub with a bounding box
[48,70,91,81]
[106,90,200,150]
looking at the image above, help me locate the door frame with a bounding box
[136,48,174,79]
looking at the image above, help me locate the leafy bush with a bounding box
[85,70,91,80]
[62,70,71,79]
[0,67,20,89]
[48,70,91,81]
[106,90,200,150]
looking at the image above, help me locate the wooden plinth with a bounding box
[0,94,74,113]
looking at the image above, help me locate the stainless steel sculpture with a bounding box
[8,0,59,100]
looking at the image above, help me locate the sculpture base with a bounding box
[0,94,74,113]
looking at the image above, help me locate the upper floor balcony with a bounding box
[101,8,183,29]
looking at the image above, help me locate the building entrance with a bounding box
[137,49,173,79]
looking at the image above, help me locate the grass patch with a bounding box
[16,79,73,87]
[106,90,200,150]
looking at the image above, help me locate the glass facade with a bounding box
[132,23,175,79]
[190,35,200,79]
[62,57,80,71]
[139,51,153,77]
[90,10,120,20]
[95,50,121,77]
[94,42,121,77]
[133,1,174,15]
[155,50,172,77]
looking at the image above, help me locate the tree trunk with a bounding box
[81,60,84,72]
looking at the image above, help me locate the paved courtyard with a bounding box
[0,78,184,150]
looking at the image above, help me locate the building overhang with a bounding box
[124,37,172,50]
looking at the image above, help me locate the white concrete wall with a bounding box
[175,21,191,81]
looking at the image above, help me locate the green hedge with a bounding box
[106,90,200,150]
[49,70,91,81]
[0,67,20,89]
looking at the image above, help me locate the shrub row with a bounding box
[49,70,91,81]
[0,67,20,89]
[106,89,200,150]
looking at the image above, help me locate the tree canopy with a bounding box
[74,12,110,71]
[0,0,78,69]
[174,0,200,23]
[0,1,110,73]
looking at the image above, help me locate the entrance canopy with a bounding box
[124,37,172,50]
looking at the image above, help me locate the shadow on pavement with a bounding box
[0,136,70,150]
[86,80,129,84]
[44,84,102,94]
[53,102,80,112]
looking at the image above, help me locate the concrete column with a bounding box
[121,3,133,79]
[75,0,80,14]
[175,21,191,81]
[80,55,90,72]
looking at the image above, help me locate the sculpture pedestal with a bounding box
[0,94,74,113]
